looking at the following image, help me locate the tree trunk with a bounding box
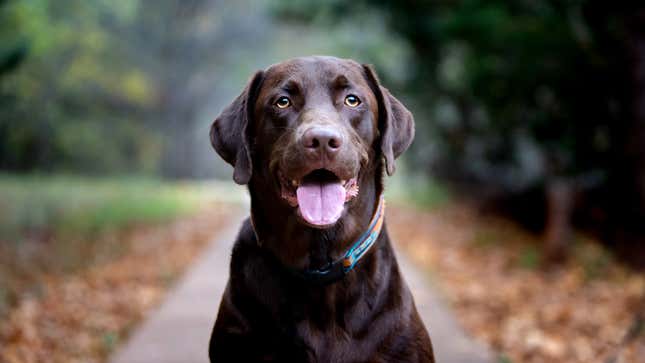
[544,178,574,263]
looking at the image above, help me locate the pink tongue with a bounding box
[296,180,346,226]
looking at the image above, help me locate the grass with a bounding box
[0,174,211,241]
[0,173,246,317]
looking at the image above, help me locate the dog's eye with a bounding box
[344,95,361,107]
[275,96,291,109]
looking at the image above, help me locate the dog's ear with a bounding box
[210,71,264,184]
[362,64,414,176]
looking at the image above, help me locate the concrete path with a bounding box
[110,214,494,363]
[397,251,493,363]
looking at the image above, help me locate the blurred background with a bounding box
[1,1,644,362]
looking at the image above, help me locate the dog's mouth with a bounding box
[279,169,359,228]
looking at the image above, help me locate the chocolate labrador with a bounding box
[208,56,434,362]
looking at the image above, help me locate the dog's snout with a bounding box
[302,127,343,156]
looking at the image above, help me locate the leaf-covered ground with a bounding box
[0,204,239,363]
[389,204,645,363]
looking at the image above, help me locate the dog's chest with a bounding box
[294,315,368,363]
[275,287,382,362]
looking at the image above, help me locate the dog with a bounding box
[208,56,434,362]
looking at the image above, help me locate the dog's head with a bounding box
[211,56,413,229]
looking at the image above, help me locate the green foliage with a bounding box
[399,0,619,188]
[0,0,158,174]
[0,0,277,177]
[0,0,27,75]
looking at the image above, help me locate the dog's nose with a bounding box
[302,127,343,156]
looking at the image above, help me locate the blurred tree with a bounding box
[0,0,159,174]
[0,0,269,178]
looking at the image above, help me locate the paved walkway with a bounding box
[110,214,493,363]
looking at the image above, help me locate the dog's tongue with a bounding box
[296,179,346,226]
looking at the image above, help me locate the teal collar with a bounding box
[294,196,386,285]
